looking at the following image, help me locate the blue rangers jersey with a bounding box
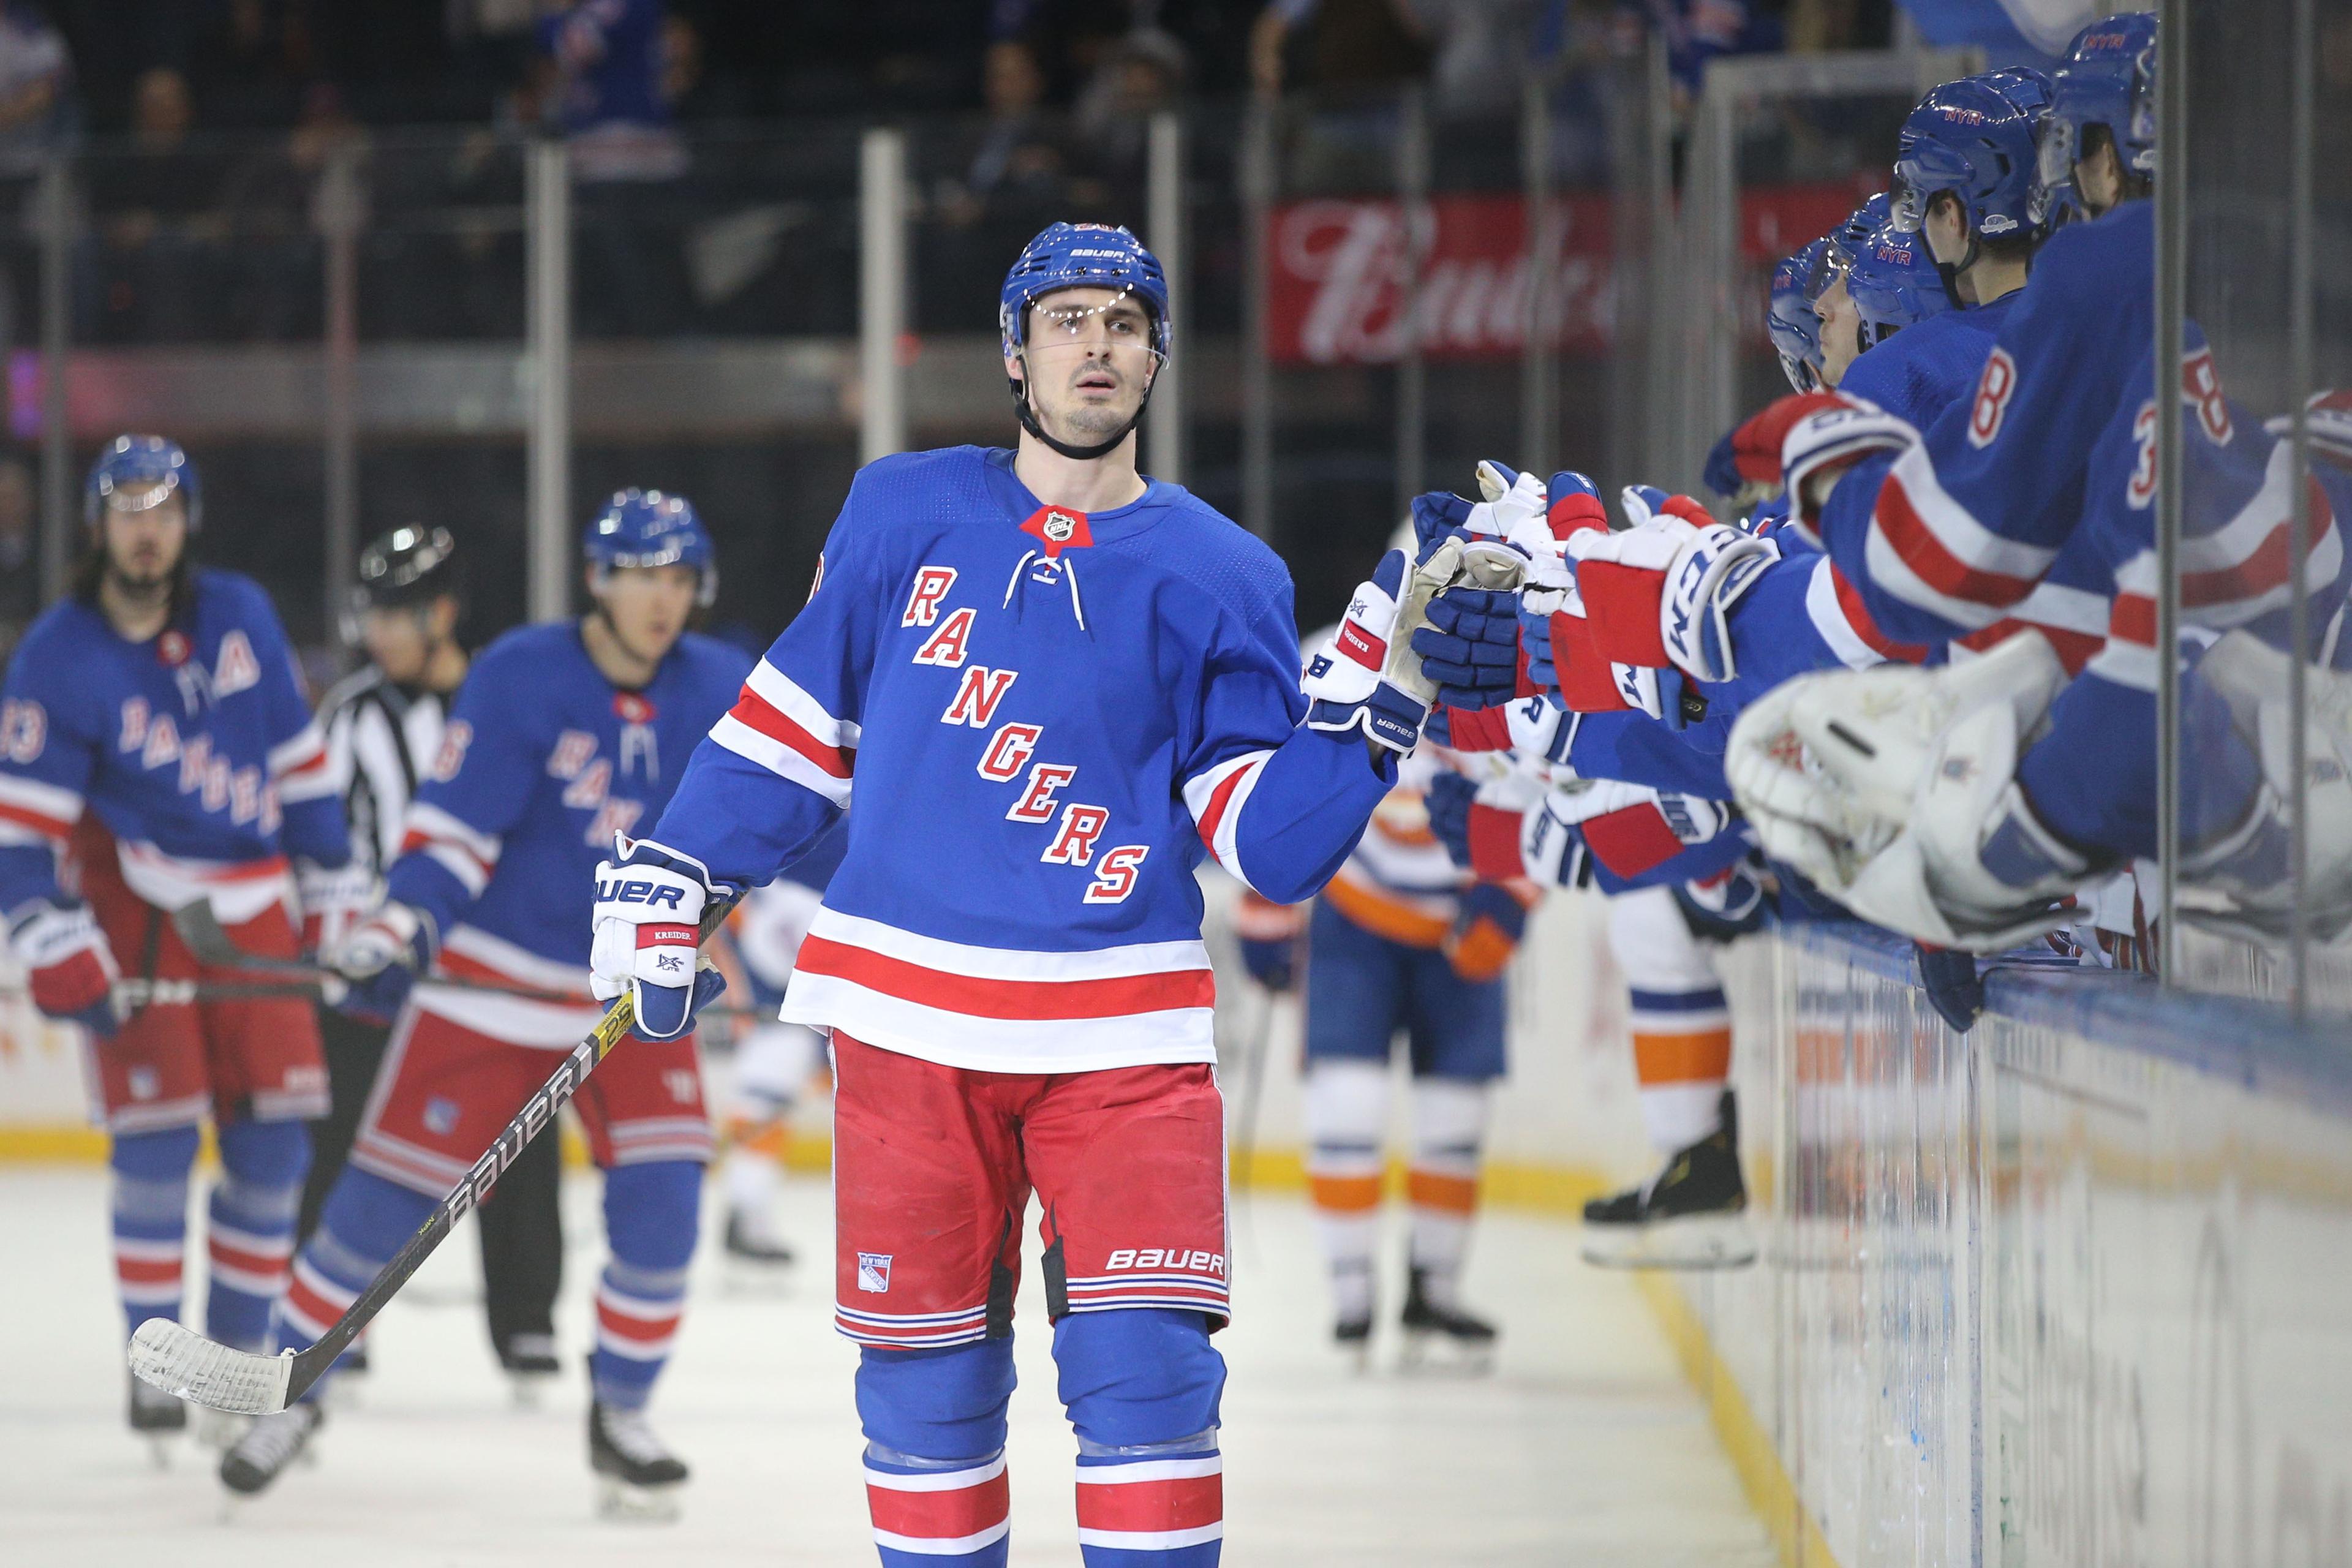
[645,445,1396,1074]
[388,622,750,1046]
[0,568,346,925]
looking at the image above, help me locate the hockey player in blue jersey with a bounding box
[581,222,1521,1567]
[219,491,752,1515]
[0,435,356,1459]
[1728,15,2352,949]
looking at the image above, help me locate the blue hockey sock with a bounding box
[110,1126,199,1336]
[857,1338,1017,1567]
[1057,1309,1226,1567]
[589,1159,700,1410]
[274,1166,427,1395]
[205,1118,309,1352]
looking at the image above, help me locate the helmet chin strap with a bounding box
[1009,353,1159,462]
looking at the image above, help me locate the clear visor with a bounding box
[2034,116,2079,211]
[1887,175,1928,234]
[1025,287,1163,359]
[99,475,181,515]
[1776,346,1820,395]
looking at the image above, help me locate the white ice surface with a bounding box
[0,1168,1772,1566]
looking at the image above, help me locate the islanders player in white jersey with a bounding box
[0,436,358,1458]
[584,222,1521,1567]
[1237,729,1529,1360]
[221,492,751,1515]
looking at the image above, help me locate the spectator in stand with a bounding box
[537,0,691,335]
[0,453,34,666]
[219,81,369,340]
[943,37,1066,223]
[81,67,230,344]
[1072,26,1186,183]
[1251,0,1431,100]
[0,0,70,177]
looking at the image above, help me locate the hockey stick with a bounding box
[170,901,768,1021]
[129,908,729,1415]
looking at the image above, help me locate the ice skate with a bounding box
[127,1367,186,1468]
[720,1208,796,1295]
[194,1406,252,1453]
[1333,1308,1374,1373]
[1581,1093,1758,1270]
[217,1403,323,1504]
[499,1333,562,1409]
[590,1398,688,1521]
[1398,1266,1498,1372]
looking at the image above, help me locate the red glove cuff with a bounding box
[1551,611,1630,713]
[1581,802,1687,878]
[31,949,113,1017]
[1575,560,1672,667]
[1465,805,1525,882]
[1547,489,1608,541]
[1733,390,1852,488]
[1441,703,1514,752]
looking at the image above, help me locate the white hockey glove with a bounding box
[295,859,378,963]
[1725,630,2084,951]
[1304,549,1433,753]
[590,835,734,1039]
[2176,631,2352,944]
[334,899,435,1020]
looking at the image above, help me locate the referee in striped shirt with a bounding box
[302,526,566,1396]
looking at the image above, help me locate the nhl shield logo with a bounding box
[857,1252,892,1293]
[424,1096,461,1136]
[1019,504,1093,557]
[1043,510,1077,543]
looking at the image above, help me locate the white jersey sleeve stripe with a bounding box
[746,660,862,749]
[1180,750,1272,892]
[710,712,854,808]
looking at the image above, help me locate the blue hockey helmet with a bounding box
[1768,239,1831,392]
[1823,192,1892,277]
[584,489,716,607]
[1846,222,1951,346]
[2033,12,2158,226]
[1000,222,1172,461]
[85,434,200,532]
[1982,64,2053,118]
[1889,75,2047,245]
[1000,222,1172,360]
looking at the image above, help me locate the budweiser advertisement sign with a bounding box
[1267,182,1869,367]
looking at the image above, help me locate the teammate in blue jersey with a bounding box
[581,222,1519,1568]
[221,491,752,1514]
[1730,15,2352,948]
[0,435,356,1459]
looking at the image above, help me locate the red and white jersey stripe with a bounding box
[1864,443,2061,631]
[1074,1454,1224,1555]
[1804,556,1928,669]
[709,661,858,809]
[865,1453,1011,1558]
[413,923,600,1047]
[279,1253,359,1342]
[1182,749,1272,893]
[783,907,1217,1073]
[115,840,292,926]
[267,721,337,804]
[0,772,80,849]
[399,800,502,899]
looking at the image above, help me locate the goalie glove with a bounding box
[590,835,736,1039]
[1725,630,2084,952]
[1566,486,1780,685]
[8,900,123,1038]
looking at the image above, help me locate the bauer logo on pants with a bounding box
[858,1252,892,1293]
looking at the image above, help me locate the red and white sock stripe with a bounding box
[281,1253,360,1343]
[206,1221,294,1297]
[595,1283,683,1363]
[115,1237,184,1308]
[865,1453,1011,1557]
[1074,1453,1224,1554]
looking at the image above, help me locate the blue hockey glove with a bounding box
[1303,549,1430,755]
[1703,428,1744,502]
[1672,862,1771,943]
[590,835,736,1041]
[1424,772,1478,870]
[1238,935,1295,993]
[1412,587,1522,710]
[1913,942,1985,1033]
[333,900,435,1025]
